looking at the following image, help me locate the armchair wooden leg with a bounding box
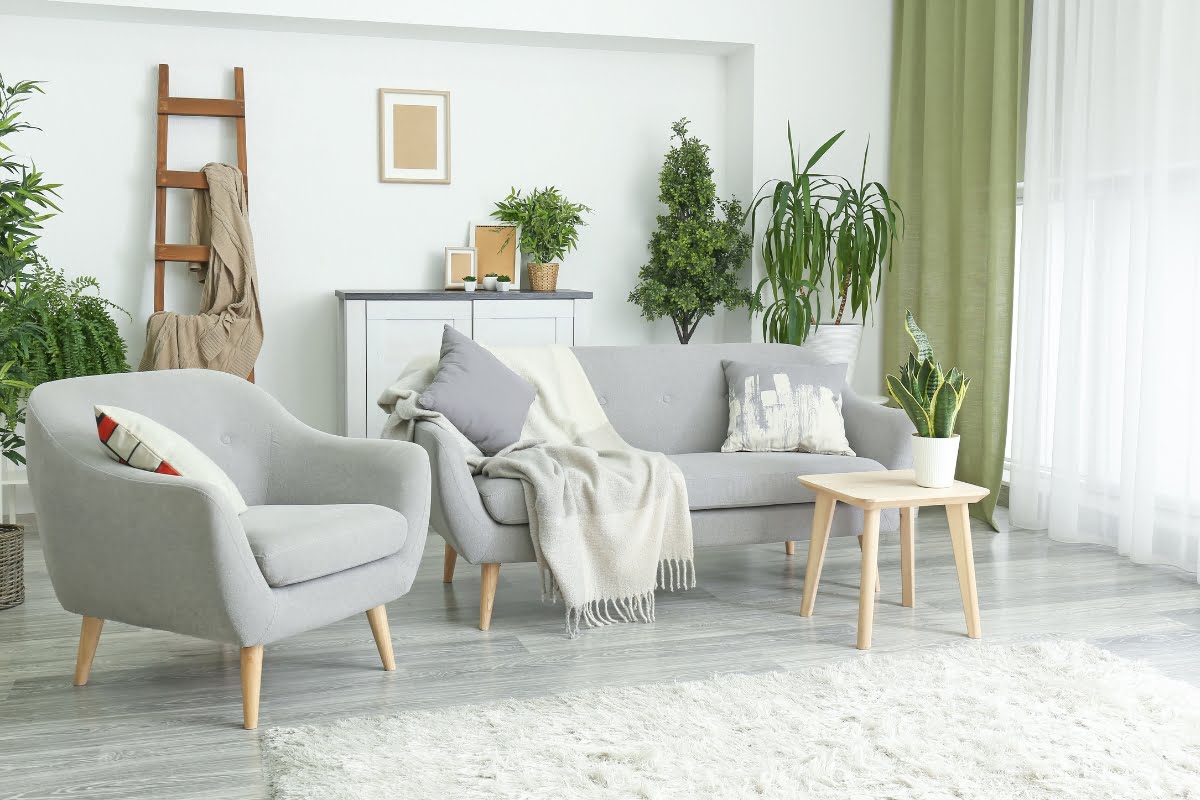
[784,541,795,556]
[240,645,263,730]
[479,563,500,631]
[365,605,396,671]
[73,616,104,686]
[443,543,458,584]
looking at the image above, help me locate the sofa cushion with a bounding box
[240,504,407,587]
[670,452,885,510]
[473,452,887,525]
[418,325,535,456]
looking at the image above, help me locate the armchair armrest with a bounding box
[25,412,276,645]
[843,390,916,470]
[267,424,432,563]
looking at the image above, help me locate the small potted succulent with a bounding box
[886,311,971,488]
[462,275,477,293]
[496,274,512,292]
[483,272,499,291]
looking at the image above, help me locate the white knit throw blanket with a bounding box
[379,345,695,636]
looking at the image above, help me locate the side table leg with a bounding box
[856,509,881,650]
[857,535,881,593]
[799,494,836,617]
[900,507,916,608]
[947,503,981,639]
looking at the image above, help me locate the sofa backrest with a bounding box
[572,343,836,454]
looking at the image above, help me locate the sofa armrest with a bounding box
[412,420,514,564]
[843,391,916,470]
[25,411,276,645]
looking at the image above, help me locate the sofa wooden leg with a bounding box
[784,541,795,556]
[240,645,263,730]
[479,563,500,631]
[73,616,104,686]
[858,534,882,593]
[365,605,396,671]
[443,543,458,584]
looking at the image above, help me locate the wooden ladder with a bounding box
[153,63,252,379]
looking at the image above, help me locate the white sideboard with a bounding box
[336,289,592,437]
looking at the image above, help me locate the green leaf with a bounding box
[905,309,933,360]
[886,373,932,437]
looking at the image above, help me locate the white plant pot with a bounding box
[463,282,476,292]
[497,282,511,292]
[911,434,961,488]
[798,323,864,382]
[483,276,498,291]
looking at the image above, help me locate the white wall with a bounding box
[0,0,895,438]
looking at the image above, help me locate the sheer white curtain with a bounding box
[1010,0,1200,578]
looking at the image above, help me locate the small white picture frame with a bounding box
[444,246,477,289]
[379,88,451,184]
[468,220,521,291]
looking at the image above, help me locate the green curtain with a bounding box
[885,0,1025,527]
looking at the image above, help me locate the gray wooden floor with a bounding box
[3,509,1199,799]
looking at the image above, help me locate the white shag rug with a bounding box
[263,641,1200,799]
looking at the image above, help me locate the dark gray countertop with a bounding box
[335,289,593,301]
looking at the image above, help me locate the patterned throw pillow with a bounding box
[720,361,856,456]
[95,405,249,514]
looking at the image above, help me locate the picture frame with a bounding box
[468,220,521,291]
[444,246,477,289]
[378,88,451,184]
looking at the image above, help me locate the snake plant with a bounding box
[885,311,970,438]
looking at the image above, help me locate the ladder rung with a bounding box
[155,244,211,263]
[157,170,208,189]
[158,97,245,117]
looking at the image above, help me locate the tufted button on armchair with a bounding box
[25,369,430,729]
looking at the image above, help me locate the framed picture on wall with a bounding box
[444,246,477,289]
[469,221,521,290]
[378,88,451,184]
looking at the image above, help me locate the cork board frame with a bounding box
[378,89,451,184]
[444,246,477,289]
[468,220,521,291]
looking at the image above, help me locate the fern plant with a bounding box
[0,255,130,385]
[885,311,970,438]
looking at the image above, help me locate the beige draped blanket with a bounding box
[140,162,263,378]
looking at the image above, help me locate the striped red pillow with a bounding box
[95,409,181,475]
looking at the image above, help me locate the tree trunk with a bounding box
[673,314,699,344]
[834,274,851,324]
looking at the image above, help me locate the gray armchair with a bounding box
[25,369,430,729]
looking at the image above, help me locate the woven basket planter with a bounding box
[0,525,23,610]
[528,262,560,292]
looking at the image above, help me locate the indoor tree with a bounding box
[629,118,758,344]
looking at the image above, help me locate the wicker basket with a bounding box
[0,525,23,610]
[528,262,560,292]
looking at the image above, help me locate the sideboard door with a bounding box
[472,299,576,348]
[360,301,471,438]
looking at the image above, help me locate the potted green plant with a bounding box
[462,275,477,293]
[491,186,592,292]
[886,311,971,488]
[750,127,903,379]
[749,126,839,348]
[483,272,499,291]
[495,274,512,293]
[629,118,758,344]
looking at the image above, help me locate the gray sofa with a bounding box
[419,343,915,629]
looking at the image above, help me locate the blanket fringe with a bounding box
[553,557,697,637]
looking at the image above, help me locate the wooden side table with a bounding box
[797,469,989,650]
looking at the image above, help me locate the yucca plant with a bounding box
[886,311,970,438]
[749,127,842,345]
